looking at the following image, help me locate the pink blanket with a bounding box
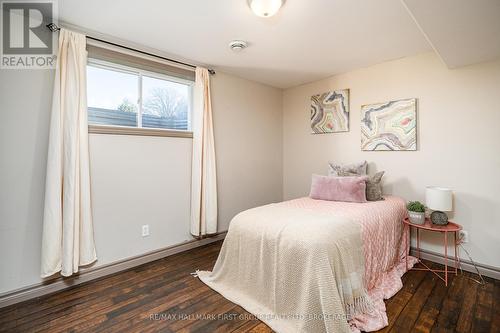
[283,195,416,332]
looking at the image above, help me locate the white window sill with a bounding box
[88,124,193,138]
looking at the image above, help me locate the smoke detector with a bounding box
[229,40,248,51]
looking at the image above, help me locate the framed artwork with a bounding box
[361,98,417,151]
[311,89,349,134]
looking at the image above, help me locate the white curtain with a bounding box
[41,29,96,278]
[190,67,218,237]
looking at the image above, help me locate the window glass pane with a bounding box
[142,76,190,130]
[87,65,139,127]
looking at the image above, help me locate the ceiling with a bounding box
[402,0,500,69]
[58,0,499,88]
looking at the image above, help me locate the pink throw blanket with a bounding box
[283,195,416,332]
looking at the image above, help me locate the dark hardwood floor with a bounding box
[0,241,498,333]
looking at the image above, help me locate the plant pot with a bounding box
[408,211,425,225]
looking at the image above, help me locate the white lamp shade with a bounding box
[249,0,283,17]
[426,187,453,211]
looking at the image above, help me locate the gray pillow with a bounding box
[365,171,385,201]
[328,161,367,177]
[336,170,385,201]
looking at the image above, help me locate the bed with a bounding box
[197,196,416,333]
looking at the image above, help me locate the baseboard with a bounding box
[410,246,500,280]
[0,232,226,309]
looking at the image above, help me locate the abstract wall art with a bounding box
[360,98,417,151]
[311,89,349,134]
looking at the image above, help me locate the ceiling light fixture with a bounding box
[229,40,248,51]
[248,0,285,18]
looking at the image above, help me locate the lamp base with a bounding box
[430,211,449,225]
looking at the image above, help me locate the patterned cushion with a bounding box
[328,161,367,176]
[365,171,385,201]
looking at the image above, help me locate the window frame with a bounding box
[87,58,194,138]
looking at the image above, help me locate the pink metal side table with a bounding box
[403,217,462,286]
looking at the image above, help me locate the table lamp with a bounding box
[426,187,452,225]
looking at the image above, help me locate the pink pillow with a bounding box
[309,174,368,203]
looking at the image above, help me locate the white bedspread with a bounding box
[197,202,374,333]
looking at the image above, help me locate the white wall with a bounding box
[89,134,193,265]
[0,69,54,294]
[282,52,500,268]
[211,72,283,231]
[0,69,283,294]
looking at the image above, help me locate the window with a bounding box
[86,59,192,132]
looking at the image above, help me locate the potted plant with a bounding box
[407,201,426,225]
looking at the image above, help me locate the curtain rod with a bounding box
[46,23,215,75]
